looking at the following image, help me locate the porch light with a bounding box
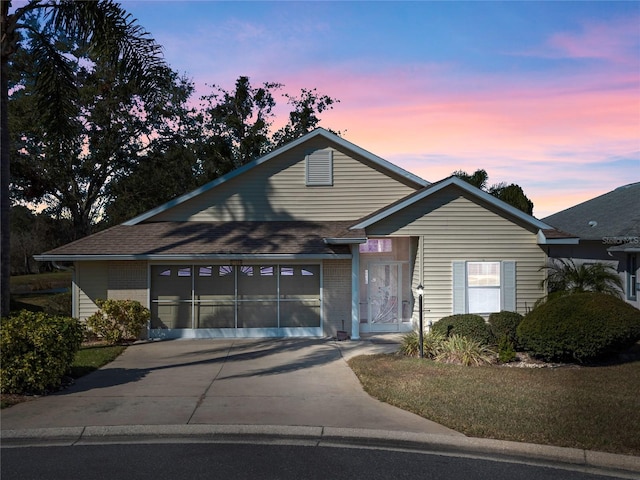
[417,284,424,358]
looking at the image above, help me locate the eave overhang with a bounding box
[536,230,580,245]
[34,253,353,262]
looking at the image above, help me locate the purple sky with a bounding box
[18,1,640,218]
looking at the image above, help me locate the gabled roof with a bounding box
[351,176,554,232]
[124,128,429,226]
[34,221,364,261]
[542,182,640,241]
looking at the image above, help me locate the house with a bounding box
[542,183,640,309]
[35,128,576,339]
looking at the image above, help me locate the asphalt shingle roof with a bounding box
[42,221,364,257]
[543,183,640,241]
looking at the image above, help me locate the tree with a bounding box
[1,0,167,316]
[104,77,340,224]
[10,45,193,238]
[452,169,488,190]
[272,88,340,146]
[199,76,281,172]
[198,77,340,176]
[541,258,623,298]
[488,182,534,215]
[453,169,534,215]
[9,205,70,274]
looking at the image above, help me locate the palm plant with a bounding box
[1,0,166,316]
[541,258,623,298]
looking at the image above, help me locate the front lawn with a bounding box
[348,354,640,456]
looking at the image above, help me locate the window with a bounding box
[305,149,333,186]
[453,261,516,314]
[628,254,638,301]
[359,238,393,253]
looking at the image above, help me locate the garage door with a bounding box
[150,264,321,337]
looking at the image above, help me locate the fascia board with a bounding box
[34,253,352,262]
[536,230,580,245]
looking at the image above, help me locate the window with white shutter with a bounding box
[452,261,516,314]
[305,149,333,186]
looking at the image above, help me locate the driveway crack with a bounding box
[187,341,234,424]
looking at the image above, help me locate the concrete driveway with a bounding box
[0,338,461,436]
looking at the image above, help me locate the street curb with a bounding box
[2,424,639,476]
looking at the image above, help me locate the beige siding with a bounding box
[76,261,108,321]
[367,188,547,323]
[322,260,352,337]
[150,137,418,222]
[107,261,148,306]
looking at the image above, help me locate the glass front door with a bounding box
[368,263,402,331]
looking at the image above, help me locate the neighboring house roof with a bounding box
[543,182,640,243]
[123,128,430,226]
[35,221,363,261]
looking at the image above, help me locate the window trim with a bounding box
[628,254,638,301]
[453,261,516,315]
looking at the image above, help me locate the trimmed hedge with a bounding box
[86,299,150,345]
[517,292,640,363]
[0,311,84,394]
[488,311,523,345]
[431,314,493,345]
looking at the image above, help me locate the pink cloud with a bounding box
[547,16,640,65]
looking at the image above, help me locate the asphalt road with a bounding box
[1,442,632,480]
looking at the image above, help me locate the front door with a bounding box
[368,263,402,331]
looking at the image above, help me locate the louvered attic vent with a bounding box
[305,149,333,186]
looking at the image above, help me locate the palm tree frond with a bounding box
[540,258,623,298]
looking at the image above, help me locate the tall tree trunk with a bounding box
[1,1,14,316]
[1,52,11,316]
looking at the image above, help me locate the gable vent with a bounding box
[306,149,333,186]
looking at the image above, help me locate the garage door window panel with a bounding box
[151,265,192,329]
[195,265,235,328]
[279,265,320,327]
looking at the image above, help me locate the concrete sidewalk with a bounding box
[0,336,459,435]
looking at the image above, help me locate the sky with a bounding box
[28,0,640,218]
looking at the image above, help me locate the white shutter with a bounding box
[306,150,333,186]
[501,261,516,312]
[452,261,466,314]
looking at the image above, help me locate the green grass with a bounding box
[10,271,72,293]
[348,354,640,456]
[69,343,127,378]
[1,343,126,409]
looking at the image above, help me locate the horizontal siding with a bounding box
[151,138,418,222]
[77,261,108,321]
[371,189,546,323]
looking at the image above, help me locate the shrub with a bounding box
[435,334,496,366]
[497,335,517,363]
[43,291,72,316]
[0,311,84,394]
[517,292,640,363]
[488,311,523,346]
[86,299,150,345]
[432,314,493,345]
[399,330,446,358]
